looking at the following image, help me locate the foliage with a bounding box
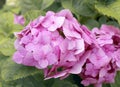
[0,0,120,87]
[95,0,120,24]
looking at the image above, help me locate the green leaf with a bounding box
[19,0,54,14]
[1,58,42,81]
[106,21,120,27]
[41,0,54,10]
[84,19,100,29]
[103,84,111,87]
[98,16,119,27]
[110,72,120,87]
[0,53,8,67]
[0,12,14,35]
[19,0,42,13]
[98,16,108,25]
[24,10,45,25]
[0,54,8,87]
[45,1,62,12]
[1,74,45,87]
[61,0,97,17]
[52,79,78,87]
[0,11,22,37]
[44,79,54,87]
[97,0,116,5]
[95,0,120,24]
[0,0,5,9]
[0,38,15,56]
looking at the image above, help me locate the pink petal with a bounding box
[14,14,25,25]
[31,28,39,36]
[47,53,58,65]
[39,59,48,68]
[54,17,65,28]
[99,68,107,78]
[33,49,44,61]
[42,15,54,28]
[75,39,85,54]
[48,24,58,31]
[69,51,91,74]
[45,71,67,80]
[59,39,68,53]
[20,35,31,44]
[68,40,76,50]
[23,52,35,66]
[41,44,52,55]
[56,9,73,20]
[64,52,77,62]
[13,51,23,64]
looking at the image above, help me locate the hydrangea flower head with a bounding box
[13,9,120,87]
[13,9,92,71]
[80,25,120,87]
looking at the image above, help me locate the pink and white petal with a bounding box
[23,52,35,66]
[42,16,54,28]
[13,51,23,64]
[116,61,120,68]
[68,40,76,50]
[33,16,45,27]
[25,43,37,52]
[46,11,55,17]
[20,36,31,44]
[72,31,81,38]
[41,31,51,44]
[56,9,73,20]
[54,16,65,28]
[14,14,25,25]
[47,53,58,65]
[39,59,48,69]
[45,70,67,80]
[42,44,52,55]
[69,51,91,74]
[75,39,85,54]
[33,49,44,61]
[14,39,21,49]
[31,28,39,36]
[99,68,107,78]
[64,52,77,62]
[81,80,90,86]
[48,24,58,31]
[59,39,68,53]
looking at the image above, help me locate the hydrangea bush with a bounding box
[1,0,120,87]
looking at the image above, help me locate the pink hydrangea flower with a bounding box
[92,24,120,68]
[80,46,116,87]
[13,29,63,69]
[79,24,120,87]
[14,14,25,25]
[13,12,65,69]
[42,10,96,80]
[13,9,92,72]
[13,9,120,87]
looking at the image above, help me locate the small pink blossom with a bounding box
[14,14,25,25]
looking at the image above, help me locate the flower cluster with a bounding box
[13,9,120,87]
[80,25,120,87]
